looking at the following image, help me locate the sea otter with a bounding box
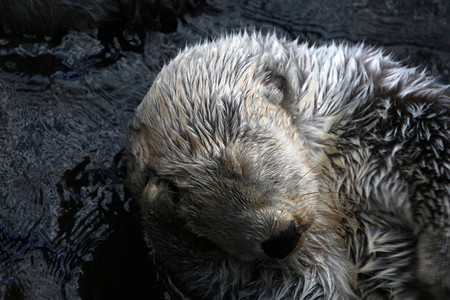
[126,32,449,299]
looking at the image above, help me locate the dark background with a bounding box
[1,0,449,299]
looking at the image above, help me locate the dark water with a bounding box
[1,0,449,299]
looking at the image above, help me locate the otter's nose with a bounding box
[261,220,302,259]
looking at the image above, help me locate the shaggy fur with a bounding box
[126,32,449,299]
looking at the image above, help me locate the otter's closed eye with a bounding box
[165,179,182,205]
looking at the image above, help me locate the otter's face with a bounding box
[162,138,321,261]
[128,35,340,261]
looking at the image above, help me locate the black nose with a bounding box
[261,220,302,259]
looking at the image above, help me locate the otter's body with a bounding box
[126,33,449,299]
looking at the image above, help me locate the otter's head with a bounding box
[127,34,341,261]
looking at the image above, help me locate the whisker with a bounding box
[294,191,360,205]
[299,157,334,179]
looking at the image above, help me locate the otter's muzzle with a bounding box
[261,220,302,259]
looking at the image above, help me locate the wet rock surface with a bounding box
[1,0,449,299]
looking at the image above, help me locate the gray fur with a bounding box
[126,32,449,299]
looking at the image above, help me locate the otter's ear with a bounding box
[268,74,287,91]
[264,74,287,104]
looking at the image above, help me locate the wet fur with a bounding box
[126,33,449,299]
